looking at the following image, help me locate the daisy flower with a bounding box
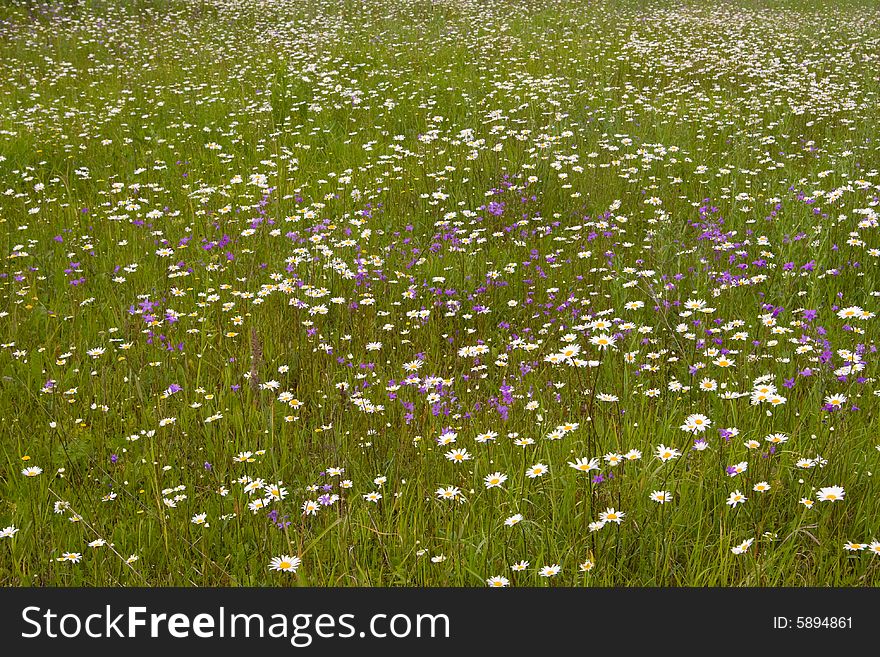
[525,463,548,478]
[681,413,711,433]
[483,472,508,488]
[436,486,462,501]
[650,490,672,504]
[816,486,845,502]
[538,564,561,577]
[823,394,846,409]
[655,444,681,462]
[445,448,472,463]
[504,513,523,527]
[726,490,747,508]
[589,334,616,350]
[579,559,595,572]
[599,508,625,524]
[568,457,600,472]
[269,555,301,572]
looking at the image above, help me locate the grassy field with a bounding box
[1,0,879,586]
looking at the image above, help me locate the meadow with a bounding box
[1,0,879,586]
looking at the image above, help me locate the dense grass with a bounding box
[0,0,879,586]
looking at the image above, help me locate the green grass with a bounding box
[0,0,879,586]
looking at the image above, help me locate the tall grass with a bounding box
[0,0,879,586]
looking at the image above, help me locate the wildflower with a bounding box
[504,513,523,527]
[244,479,266,495]
[599,508,625,524]
[264,483,288,501]
[650,490,672,503]
[437,431,458,446]
[436,486,462,501]
[604,453,623,466]
[836,306,863,320]
[681,414,711,433]
[445,448,472,463]
[816,486,845,502]
[568,457,600,472]
[726,490,747,508]
[269,555,301,572]
[0,526,19,538]
[538,564,561,577]
[483,472,508,488]
[486,576,510,587]
[655,444,681,462]
[589,334,616,350]
[699,378,717,391]
[823,394,847,409]
[525,463,548,478]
